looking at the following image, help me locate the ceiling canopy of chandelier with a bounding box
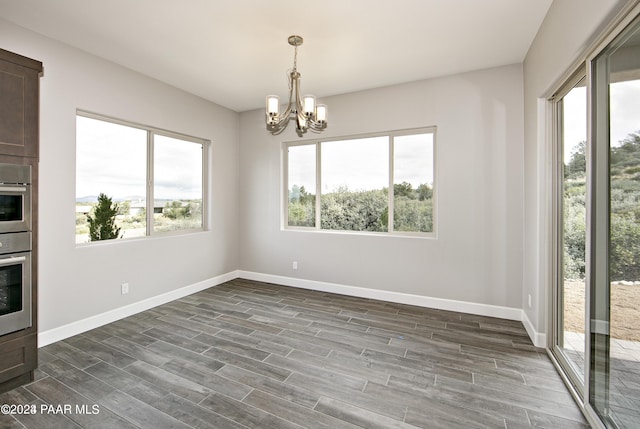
[265,35,327,137]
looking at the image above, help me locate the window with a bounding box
[287,144,316,227]
[284,128,436,235]
[76,112,207,244]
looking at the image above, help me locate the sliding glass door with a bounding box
[552,9,640,429]
[590,13,640,428]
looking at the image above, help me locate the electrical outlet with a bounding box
[121,282,129,295]
[292,261,298,270]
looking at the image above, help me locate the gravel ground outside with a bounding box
[564,280,640,342]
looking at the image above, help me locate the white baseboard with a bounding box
[39,269,545,349]
[239,270,524,321]
[521,309,547,348]
[38,270,239,347]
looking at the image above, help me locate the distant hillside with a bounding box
[76,195,98,203]
[76,195,145,203]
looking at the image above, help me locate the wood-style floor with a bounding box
[0,279,589,428]
[565,343,640,428]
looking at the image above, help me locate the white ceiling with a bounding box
[0,0,553,112]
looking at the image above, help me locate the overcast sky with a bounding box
[76,116,202,201]
[288,133,434,193]
[610,80,640,146]
[563,79,640,162]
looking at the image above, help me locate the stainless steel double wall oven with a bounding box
[0,163,32,336]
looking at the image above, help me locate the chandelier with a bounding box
[266,35,327,137]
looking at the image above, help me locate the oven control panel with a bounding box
[0,232,31,254]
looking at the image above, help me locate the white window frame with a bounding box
[76,110,209,244]
[283,127,437,237]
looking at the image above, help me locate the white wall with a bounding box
[522,0,630,340]
[0,19,240,338]
[239,64,525,314]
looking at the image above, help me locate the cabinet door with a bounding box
[0,333,36,385]
[0,60,40,158]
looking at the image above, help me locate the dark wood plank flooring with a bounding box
[0,279,589,428]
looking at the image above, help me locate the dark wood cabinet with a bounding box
[0,49,41,159]
[0,49,41,394]
[0,333,37,392]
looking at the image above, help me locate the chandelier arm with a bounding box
[292,72,305,117]
[267,111,289,129]
[296,109,307,130]
[270,122,288,135]
[280,102,293,122]
[281,71,296,119]
[308,121,327,131]
[269,113,292,129]
[267,117,290,134]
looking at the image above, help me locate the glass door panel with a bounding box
[554,75,588,389]
[591,13,640,428]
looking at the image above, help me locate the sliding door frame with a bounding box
[550,67,588,399]
[547,2,640,428]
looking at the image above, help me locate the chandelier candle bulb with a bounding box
[303,95,316,116]
[266,95,280,116]
[316,104,327,123]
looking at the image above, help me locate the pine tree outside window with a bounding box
[87,193,121,241]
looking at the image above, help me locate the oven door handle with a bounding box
[0,256,26,266]
[0,186,27,193]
